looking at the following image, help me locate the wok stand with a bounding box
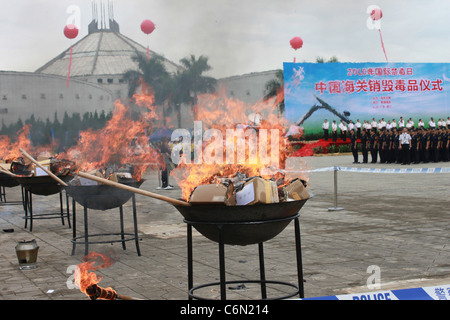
[185,214,304,300]
[175,200,308,300]
[0,172,22,205]
[67,181,143,257]
[17,176,71,232]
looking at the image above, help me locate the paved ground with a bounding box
[0,154,449,301]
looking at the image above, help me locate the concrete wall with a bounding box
[0,71,114,126]
[217,70,279,105]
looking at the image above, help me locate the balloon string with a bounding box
[146,46,150,61]
[293,57,296,63]
[66,45,73,87]
[378,29,388,62]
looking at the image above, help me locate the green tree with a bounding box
[316,56,339,63]
[176,54,216,120]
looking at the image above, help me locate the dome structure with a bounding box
[36,19,181,80]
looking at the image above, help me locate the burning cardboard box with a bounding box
[235,177,279,205]
[189,183,236,206]
[281,178,310,201]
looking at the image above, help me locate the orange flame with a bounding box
[58,89,164,180]
[74,252,115,296]
[171,87,307,201]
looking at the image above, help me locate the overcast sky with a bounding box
[0,0,449,79]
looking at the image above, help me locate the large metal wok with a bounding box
[65,179,145,211]
[0,172,20,188]
[174,199,308,246]
[76,172,308,245]
[16,175,73,196]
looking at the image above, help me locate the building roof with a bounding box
[36,23,181,78]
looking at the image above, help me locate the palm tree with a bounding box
[264,69,285,116]
[177,55,217,120]
[124,53,174,125]
[124,53,172,104]
[316,56,339,63]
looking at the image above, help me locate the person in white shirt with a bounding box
[356,119,362,139]
[391,119,397,129]
[348,120,355,132]
[386,121,392,130]
[406,120,413,129]
[340,120,348,141]
[377,120,383,131]
[371,118,378,132]
[398,117,405,128]
[418,119,425,128]
[429,117,436,129]
[380,118,387,129]
[399,127,412,165]
[332,120,338,142]
[408,118,414,128]
[446,117,450,127]
[322,119,329,140]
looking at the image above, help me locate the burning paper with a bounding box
[170,88,309,203]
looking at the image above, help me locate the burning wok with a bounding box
[0,172,20,188]
[77,173,308,245]
[174,199,307,246]
[66,178,145,211]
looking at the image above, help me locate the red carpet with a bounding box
[291,139,355,157]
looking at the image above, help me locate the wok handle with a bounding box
[77,172,190,207]
[19,148,68,187]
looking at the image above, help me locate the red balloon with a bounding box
[141,19,155,35]
[64,24,79,39]
[290,36,303,50]
[371,8,383,21]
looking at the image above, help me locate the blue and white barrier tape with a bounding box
[302,166,450,173]
[302,284,450,300]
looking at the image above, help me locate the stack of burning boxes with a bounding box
[6,156,75,177]
[188,173,309,206]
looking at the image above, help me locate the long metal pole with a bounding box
[328,167,344,211]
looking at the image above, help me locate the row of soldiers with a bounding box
[350,126,450,164]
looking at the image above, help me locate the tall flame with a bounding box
[74,252,115,295]
[171,87,307,201]
[58,88,164,180]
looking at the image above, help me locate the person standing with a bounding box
[369,129,378,163]
[360,128,369,163]
[378,129,386,163]
[356,119,362,139]
[332,120,338,142]
[429,117,436,129]
[350,129,359,163]
[399,128,412,165]
[398,117,405,129]
[322,119,329,141]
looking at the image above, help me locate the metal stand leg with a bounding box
[258,243,267,299]
[119,205,126,250]
[28,191,33,232]
[66,192,71,229]
[132,194,141,256]
[187,223,193,300]
[294,217,304,298]
[59,191,65,226]
[23,190,29,229]
[71,198,77,256]
[84,204,89,256]
[218,225,226,300]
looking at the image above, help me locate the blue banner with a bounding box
[283,62,449,135]
[301,284,450,300]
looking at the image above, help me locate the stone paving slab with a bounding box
[0,155,449,301]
